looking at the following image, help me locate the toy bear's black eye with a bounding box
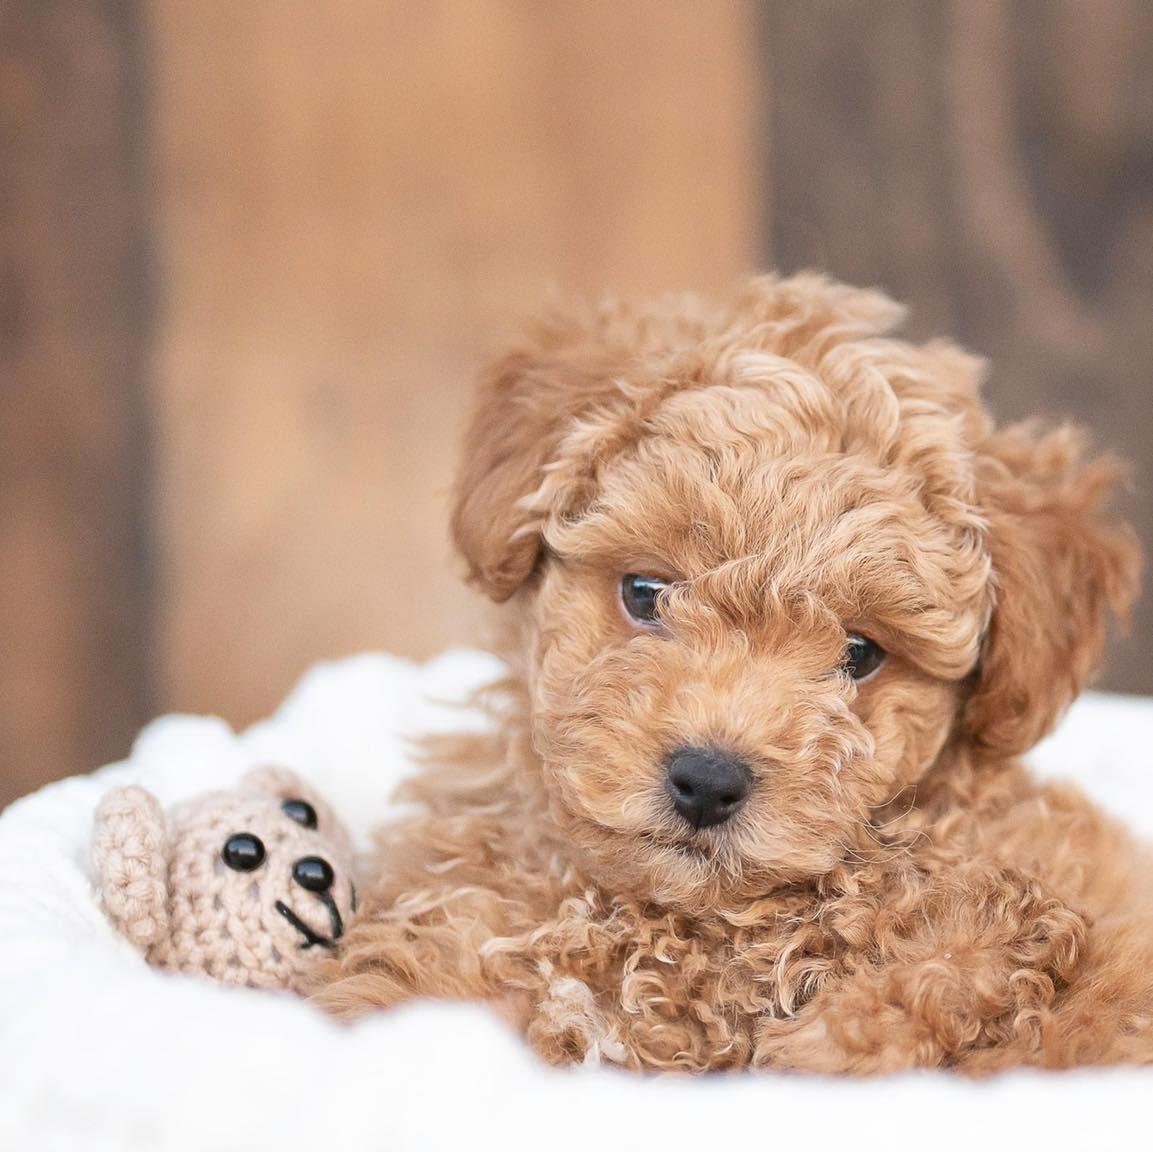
[621,574,670,625]
[282,798,318,830]
[222,833,266,872]
[843,634,886,681]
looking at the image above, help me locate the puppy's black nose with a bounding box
[664,746,751,829]
[293,855,335,893]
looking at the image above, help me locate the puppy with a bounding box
[315,274,1150,1073]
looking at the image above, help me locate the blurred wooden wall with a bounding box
[1,0,760,806]
[2,1,1151,808]
[1,0,153,806]
[147,0,760,724]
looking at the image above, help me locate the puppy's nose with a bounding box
[664,746,751,829]
[292,855,335,893]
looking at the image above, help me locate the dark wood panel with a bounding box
[762,0,1153,693]
[0,0,153,806]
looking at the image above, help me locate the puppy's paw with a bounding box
[754,864,1090,1071]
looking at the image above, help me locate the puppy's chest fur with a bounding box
[489,884,848,1069]
[370,843,846,1069]
[349,747,1142,1072]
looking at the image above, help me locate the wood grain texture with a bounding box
[148,0,761,723]
[762,0,1153,692]
[0,0,152,806]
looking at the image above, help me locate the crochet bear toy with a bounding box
[92,766,358,993]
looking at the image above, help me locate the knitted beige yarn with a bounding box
[93,767,357,993]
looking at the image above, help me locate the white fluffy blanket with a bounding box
[2,650,1152,1152]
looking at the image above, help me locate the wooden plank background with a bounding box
[0,0,152,806]
[2,1,1150,807]
[147,0,760,726]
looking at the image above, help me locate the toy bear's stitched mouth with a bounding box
[275,890,345,950]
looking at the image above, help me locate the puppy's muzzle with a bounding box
[664,746,751,830]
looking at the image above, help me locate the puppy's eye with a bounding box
[621,574,669,625]
[843,634,886,681]
[282,798,318,829]
[222,832,266,872]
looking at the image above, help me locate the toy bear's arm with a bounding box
[751,861,1087,1073]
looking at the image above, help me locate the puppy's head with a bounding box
[453,274,1139,911]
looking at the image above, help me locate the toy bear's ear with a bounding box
[92,785,171,949]
[241,766,352,854]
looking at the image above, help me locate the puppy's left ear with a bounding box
[963,423,1141,758]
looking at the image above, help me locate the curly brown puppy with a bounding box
[315,273,1150,1073]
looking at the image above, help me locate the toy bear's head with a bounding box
[93,767,357,992]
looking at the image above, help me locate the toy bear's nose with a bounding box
[292,855,335,893]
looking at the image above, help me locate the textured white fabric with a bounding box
[1,649,1151,1152]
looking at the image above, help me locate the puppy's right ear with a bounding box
[452,323,606,602]
[92,785,170,949]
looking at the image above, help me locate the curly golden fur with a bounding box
[314,273,1149,1073]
